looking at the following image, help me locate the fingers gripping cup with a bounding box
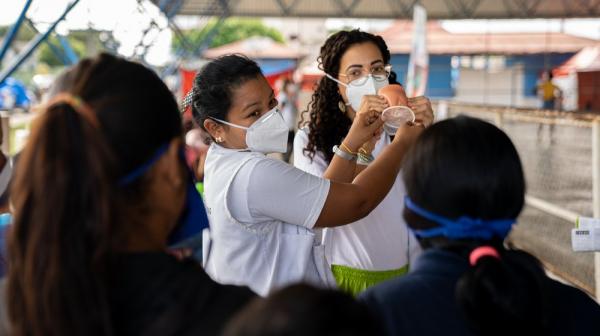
[378,84,415,135]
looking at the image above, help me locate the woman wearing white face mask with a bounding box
[193,55,424,296]
[294,30,435,296]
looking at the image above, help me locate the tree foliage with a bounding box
[1,25,114,67]
[173,18,284,52]
[0,24,36,42]
[38,36,85,67]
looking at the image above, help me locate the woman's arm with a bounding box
[321,95,387,182]
[322,96,435,184]
[314,124,423,228]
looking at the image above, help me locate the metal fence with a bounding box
[435,101,600,298]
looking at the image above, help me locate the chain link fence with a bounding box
[436,101,599,296]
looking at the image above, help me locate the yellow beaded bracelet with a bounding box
[340,142,357,155]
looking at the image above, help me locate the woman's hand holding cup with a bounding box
[343,95,387,152]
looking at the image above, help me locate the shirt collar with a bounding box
[209,142,252,154]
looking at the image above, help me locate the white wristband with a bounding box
[332,145,357,161]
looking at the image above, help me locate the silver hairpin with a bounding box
[180,89,194,114]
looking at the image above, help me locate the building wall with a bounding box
[506,53,574,97]
[391,52,576,105]
[454,66,539,108]
[578,71,600,111]
[390,54,453,98]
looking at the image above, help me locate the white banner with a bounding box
[405,4,428,97]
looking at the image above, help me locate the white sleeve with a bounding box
[293,129,329,178]
[245,158,330,229]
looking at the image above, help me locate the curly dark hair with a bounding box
[300,29,398,163]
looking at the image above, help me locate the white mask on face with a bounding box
[210,107,288,153]
[326,74,389,112]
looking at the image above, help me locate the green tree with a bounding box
[38,36,86,67]
[1,25,114,67]
[173,18,284,53]
[0,24,36,42]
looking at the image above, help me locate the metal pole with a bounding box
[592,119,600,299]
[0,0,81,85]
[0,0,34,64]
[25,19,73,66]
[494,111,504,129]
[57,35,78,64]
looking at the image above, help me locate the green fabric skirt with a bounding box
[331,264,409,296]
[195,182,204,196]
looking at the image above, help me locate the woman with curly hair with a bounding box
[294,30,434,295]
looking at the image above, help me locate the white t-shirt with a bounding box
[203,144,334,295]
[293,128,421,271]
[228,154,328,229]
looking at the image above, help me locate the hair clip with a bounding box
[469,246,500,266]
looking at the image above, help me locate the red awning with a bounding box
[554,46,600,76]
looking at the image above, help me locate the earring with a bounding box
[338,101,346,113]
[216,136,223,143]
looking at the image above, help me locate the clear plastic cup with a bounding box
[381,106,415,135]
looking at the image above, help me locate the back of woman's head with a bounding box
[7,53,182,336]
[456,248,550,336]
[403,115,525,224]
[402,116,550,335]
[191,54,262,132]
[222,284,382,336]
[302,29,397,162]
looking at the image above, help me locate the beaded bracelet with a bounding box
[340,142,358,155]
[357,153,375,166]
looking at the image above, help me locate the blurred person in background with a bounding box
[360,116,600,336]
[276,78,299,162]
[2,53,255,336]
[536,70,561,140]
[185,128,211,195]
[537,70,562,110]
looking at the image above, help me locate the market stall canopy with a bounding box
[554,46,600,76]
[155,0,600,19]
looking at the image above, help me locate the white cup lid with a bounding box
[381,106,415,127]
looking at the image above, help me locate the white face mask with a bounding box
[326,74,389,112]
[211,107,288,153]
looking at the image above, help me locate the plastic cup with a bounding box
[381,106,416,135]
[378,84,414,135]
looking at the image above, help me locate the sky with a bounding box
[0,0,172,65]
[1,0,600,66]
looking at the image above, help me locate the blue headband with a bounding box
[118,144,170,185]
[404,196,515,240]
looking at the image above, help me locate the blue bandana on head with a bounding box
[119,144,209,245]
[404,196,515,240]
